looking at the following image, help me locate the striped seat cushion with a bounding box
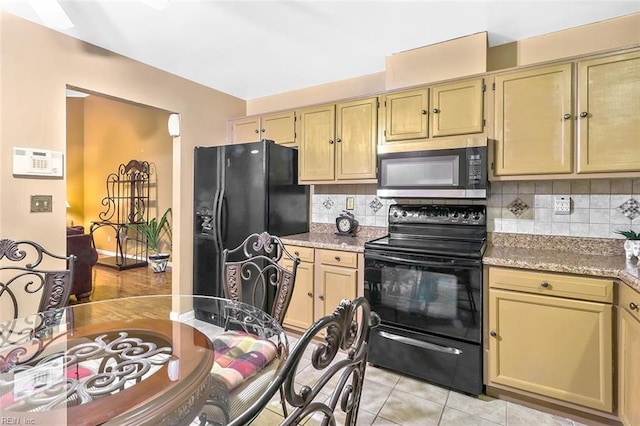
[211,331,278,392]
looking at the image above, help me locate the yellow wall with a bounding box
[66,98,85,227]
[81,95,173,256]
[0,14,245,303]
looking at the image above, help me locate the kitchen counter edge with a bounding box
[484,245,640,293]
[280,233,371,253]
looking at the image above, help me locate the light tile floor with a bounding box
[186,320,586,426]
[252,334,588,426]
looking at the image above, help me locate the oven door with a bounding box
[364,248,482,343]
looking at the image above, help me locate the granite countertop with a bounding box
[281,224,387,253]
[280,233,372,253]
[484,237,640,293]
[280,229,640,293]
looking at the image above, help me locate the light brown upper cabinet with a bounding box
[380,77,484,152]
[298,97,378,184]
[494,64,574,176]
[229,111,296,146]
[577,51,640,173]
[230,116,261,144]
[493,49,640,177]
[383,87,430,141]
[431,78,484,137]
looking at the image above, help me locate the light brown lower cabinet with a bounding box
[283,245,360,331]
[488,267,613,413]
[618,283,640,426]
[283,245,315,330]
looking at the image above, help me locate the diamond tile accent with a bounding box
[322,198,334,210]
[369,198,383,213]
[617,197,640,220]
[506,197,529,217]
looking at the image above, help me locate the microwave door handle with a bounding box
[365,252,480,268]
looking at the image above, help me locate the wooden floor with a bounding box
[71,263,172,304]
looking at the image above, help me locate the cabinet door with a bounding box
[298,104,335,181]
[431,78,484,137]
[489,289,613,412]
[317,264,357,319]
[283,260,314,330]
[619,309,640,426]
[231,117,260,144]
[494,64,574,175]
[383,88,429,142]
[577,51,640,173]
[619,290,640,426]
[262,111,296,146]
[335,97,378,180]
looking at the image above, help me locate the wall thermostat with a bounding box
[13,147,64,178]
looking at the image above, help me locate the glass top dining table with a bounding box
[0,295,287,426]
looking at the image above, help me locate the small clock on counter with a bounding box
[335,211,359,237]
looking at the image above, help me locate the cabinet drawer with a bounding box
[489,267,613,303]
[620,283,640,323]
[319,249,358,268]
[285,245,314,263]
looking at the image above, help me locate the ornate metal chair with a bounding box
[221,231,300,326]
[214,232,300,417]
[0,239,76,322]
[199,297,380,425]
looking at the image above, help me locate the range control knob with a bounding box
[392,211,399,218]
[401,211,408,217]
[462,212,470,219]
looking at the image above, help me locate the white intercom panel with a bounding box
[13,147,64,178]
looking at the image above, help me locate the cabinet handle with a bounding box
[432,108,440,114]
[294,251,300,256]
[260,128,265,132]
[490,331,497,337]
[329,139,334,144]
[579,111,588,118]
[319,295,325,301]
[307,292,313,298]
[421,109,427,115]
[630,302,639,311]
[334,256,341,261]
[563,113,571,120]
[540,281,549,288]
[336,138,342,143]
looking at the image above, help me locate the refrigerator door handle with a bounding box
[215,189,224,251]
[220,191,228,246]
[211,189,221,245]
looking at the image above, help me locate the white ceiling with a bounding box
[2,1,639,100]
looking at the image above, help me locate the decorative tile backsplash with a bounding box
[488,178,640,239]
[312,179,640,239]
[311,184,484,228]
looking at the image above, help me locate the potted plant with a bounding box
[615,229,640,260]
[128,207,172,272]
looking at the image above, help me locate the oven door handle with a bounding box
[378,331,463,355]
[365,252,480,268]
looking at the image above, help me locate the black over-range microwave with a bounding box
[377,146,488,199]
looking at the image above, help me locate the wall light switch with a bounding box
[346,196,355,210]
[554,196,571,215]
[31,195,53,213]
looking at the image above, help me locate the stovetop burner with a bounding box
[365,204,487,258]
[365,235,486,258]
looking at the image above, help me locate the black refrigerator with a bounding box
[193,140,309,322]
